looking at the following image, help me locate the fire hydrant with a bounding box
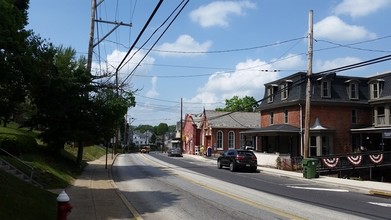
[57,190,72,220]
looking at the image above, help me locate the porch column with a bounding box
[385,105,390,125]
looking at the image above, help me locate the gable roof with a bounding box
[183,113,203,130]
[204,110,260,129]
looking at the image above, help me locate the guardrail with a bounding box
[0,147,34,181]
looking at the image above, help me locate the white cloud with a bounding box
[145,76,159,98]
[333,0,390,18]
[189,1,256,28]
[91,49,155,87]
[188,59,282,110]
[315,57,363,72]
[271,53,306,71]
[314,16,377,41]
[156,35,212,57]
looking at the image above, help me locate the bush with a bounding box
[0,133,37,155]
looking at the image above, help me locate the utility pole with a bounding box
[304,10,314,159]
[86,0,132,156]
[180,98,183,151]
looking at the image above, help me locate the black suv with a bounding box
[217,149,257,172]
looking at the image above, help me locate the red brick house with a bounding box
[182,113,202,154]
[198,110,260,154]
[241,71,391,157]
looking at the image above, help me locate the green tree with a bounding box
[27,44,136,165]
[215,95,259,112]
[135,124,154,133]
[155,123,168,152]
[0,0,31,126]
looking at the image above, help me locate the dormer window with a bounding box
[267,84,277,103]
[345,79,359,100]
[280,80,291,100]
[321,80,331,98]
[369,79,384,99]
[350,82,358,99]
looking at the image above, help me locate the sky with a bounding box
[27,0,391,126]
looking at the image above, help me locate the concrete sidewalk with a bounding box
[65,155,134,220]
[62,153,391,220]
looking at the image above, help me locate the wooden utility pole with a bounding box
[86,0,132,161]
[180,98,183,150]
[304,10,314,159]
[86,0,96,75]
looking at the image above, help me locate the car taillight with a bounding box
[236,155,245,160]
[251,155,257,160]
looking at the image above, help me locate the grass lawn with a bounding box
[0,124,110,220]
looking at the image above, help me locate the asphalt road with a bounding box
[112,152,391,220]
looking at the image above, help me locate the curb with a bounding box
[369,190,391,197]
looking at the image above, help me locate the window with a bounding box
[228,131,235,149]
[284,109,289,123]
[217,131,223,149]
[267,86,274,103]
[372,83,378,99]
[281,83,288,100]
[270,112,274,125]
[310,136,317,157]
[369,80,384,99]
[377,106,385,125]
[321,81,331,98]
[352,109,357,124]
[349,82,359,99]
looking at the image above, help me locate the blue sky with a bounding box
[27,0,391,126]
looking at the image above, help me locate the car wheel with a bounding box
[217,160,222,169]
[251,166,257,172]
[229,162,235,172]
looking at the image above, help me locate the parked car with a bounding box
[168,147,183,157]
[217,149,257,172]
[140,146,150,153]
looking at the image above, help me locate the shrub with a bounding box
[0,134,37,155]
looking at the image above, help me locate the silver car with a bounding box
[168,147,183,157]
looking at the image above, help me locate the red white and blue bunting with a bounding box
[322,158,339,168]
[369,154,384,164]
[347,155,362,166]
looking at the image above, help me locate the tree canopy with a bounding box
[0,0,31,126]
[215,96,259,112]
[1,0,137,166]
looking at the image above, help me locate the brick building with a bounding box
[198,110,260,154]
[241,71,391,157]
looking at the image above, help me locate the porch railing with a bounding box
[314,151,391,173]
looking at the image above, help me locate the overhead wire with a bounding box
[115,0,164,74]
[120,0,190,87]
[139,37,306,54]
[315,35,391,53]
[206,54,391,123]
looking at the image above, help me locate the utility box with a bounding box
[302,158,319,179]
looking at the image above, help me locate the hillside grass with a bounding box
[0,125,110,220]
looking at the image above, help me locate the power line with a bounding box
[115,0,163,74]
[207,54,391,122]
[315,35,391,53]
[139,37,306,54]
[120,0,190,87]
